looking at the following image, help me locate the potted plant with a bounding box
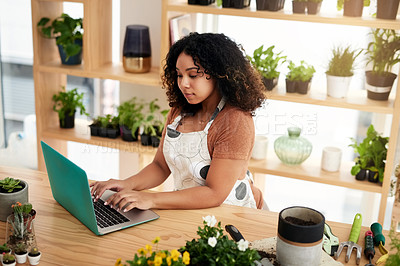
[286,60,316,94]
[1,253,16,266]
[376,0,400,20]
[140,99,162,146]
[247,45,286,91]
[27,247,41,265]
[292,0,308,14]
[150,109,169,148]
[52,86,89,128]
[325,46,361,98]
[0,243,11,262]
[307,0,323,15]
[337,0,370,17]
[118,97,144,142]
[256,0,285,11]
[89,116,101,137]
[179,215,261,265]
[0,178,28,222]
[220,0,251,9]
[13,243,28,264]
[349,124,389,183]
[37,13,83,65]
[364,29,400,101]
[97,114,120,139]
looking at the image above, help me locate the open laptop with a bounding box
[41,141,159,235]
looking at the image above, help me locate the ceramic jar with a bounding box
[274,127,312,165]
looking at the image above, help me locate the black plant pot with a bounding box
[57,38,83,65]
[296,80,311,94]
[355,168,367,180]
[263,76,279,91]
[107,128,119,139]
[377,0,400,20]
[151,136,161,148]
[292,1,307,14]
[188,0,215,4]
[99,127,108,137]
[307,2,321,14]
[120,125,139,142]
[222,0,251,8]
[365,71,397,101]
[256,0,285,11]
[343,0,364,17]
[285,79,297,93]
[141,134,152,146]
[59,111,75,129]
[367,170,379,183]
[89,124,100,136]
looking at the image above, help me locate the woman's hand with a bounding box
[104,190,154,211]
[90,179,132,201]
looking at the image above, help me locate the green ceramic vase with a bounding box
[274,127,312,165]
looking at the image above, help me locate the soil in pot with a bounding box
[258,250,281,266]
[284,216,317,226]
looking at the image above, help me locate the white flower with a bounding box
[237,239,249,252]
[202,215,217,227]
[208,237,217,247]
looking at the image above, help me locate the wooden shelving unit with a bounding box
[31,0,400,224]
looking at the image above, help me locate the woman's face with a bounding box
[176,52,217,105]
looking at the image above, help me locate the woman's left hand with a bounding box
[104,190,155,212]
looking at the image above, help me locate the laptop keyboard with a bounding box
[93,198,130,228]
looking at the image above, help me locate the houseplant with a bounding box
[13,242,28,264]
[349,124,389,183]
[0,243,11,262]
[6,202,36,254]
[325,46,361,98]
[27,247,41,265]
[97,114,120,139]
[1,253,16,266]
[0,178,28,222]
[52,86,89,128]
[307,0,323,15]
[286,60,316,94]
[118,97,144,141]
[179,215,261,265]
[37,13,83,65]
[256,0,285,11]
[337,0,370,17]
[140,99,167,147]
[89,116,101,137]
[364,29,400,101]
[292,0,308,14]
[247,45,286,91]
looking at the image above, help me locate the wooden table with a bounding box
[0,166,389,265]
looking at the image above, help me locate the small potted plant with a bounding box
[220,0,251,9]
[247,45,286,91]
[118,97,144,142]
[52,86,89,128]
[256,0,285,11]
[140,99,162,146]
[286,60,316,94]
[97,114,120,139]
[37,13,83,65]
[2,253,16,266]
[0,178,28,222]
[292,0,308,14]
[27,247,41,265]
[13,243,28,264]
[325,46,361,98]
[89,116,101,137]
[364,29,400,101]
[307,0,323,15]
[0,243,11,262]
[349,124,389,183]
[337,0,370,17]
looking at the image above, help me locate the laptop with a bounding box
[41,141,159,235]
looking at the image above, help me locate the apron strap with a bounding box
[204,98,226,132]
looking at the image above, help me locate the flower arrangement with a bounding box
[115,237,190,266]
[7,202,36,251]
[179,215,261,265]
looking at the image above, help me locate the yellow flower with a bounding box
[154,255,162,266]
[145,244,152,254]
[115,258,122,266]
[147,260,154,266]
[166,256,172,266]
[157,251,166,259]
[182,251,190,265]
[152,237,160,244]
[138,248,146,255]
[170,249,180,261]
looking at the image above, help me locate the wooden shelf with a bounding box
[42,121,158,155]
[249,154,383,193]
[167,0,400,30]
[38,61,161,86]
[266,85,396,114]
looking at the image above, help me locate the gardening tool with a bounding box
[323,223,339,256]
[370,223,388,265]
[364,230,375,266]
[334,213,363,265]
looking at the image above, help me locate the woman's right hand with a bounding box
[90,179,132,202]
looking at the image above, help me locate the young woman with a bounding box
[90,32,267,212]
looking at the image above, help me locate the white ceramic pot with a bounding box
[252,136,269,160]
[15,253,27,264]
[27,253,41,265]
[1,261,16,266]
[326,74,352,98]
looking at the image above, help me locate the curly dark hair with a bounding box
[161,32,266,115]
